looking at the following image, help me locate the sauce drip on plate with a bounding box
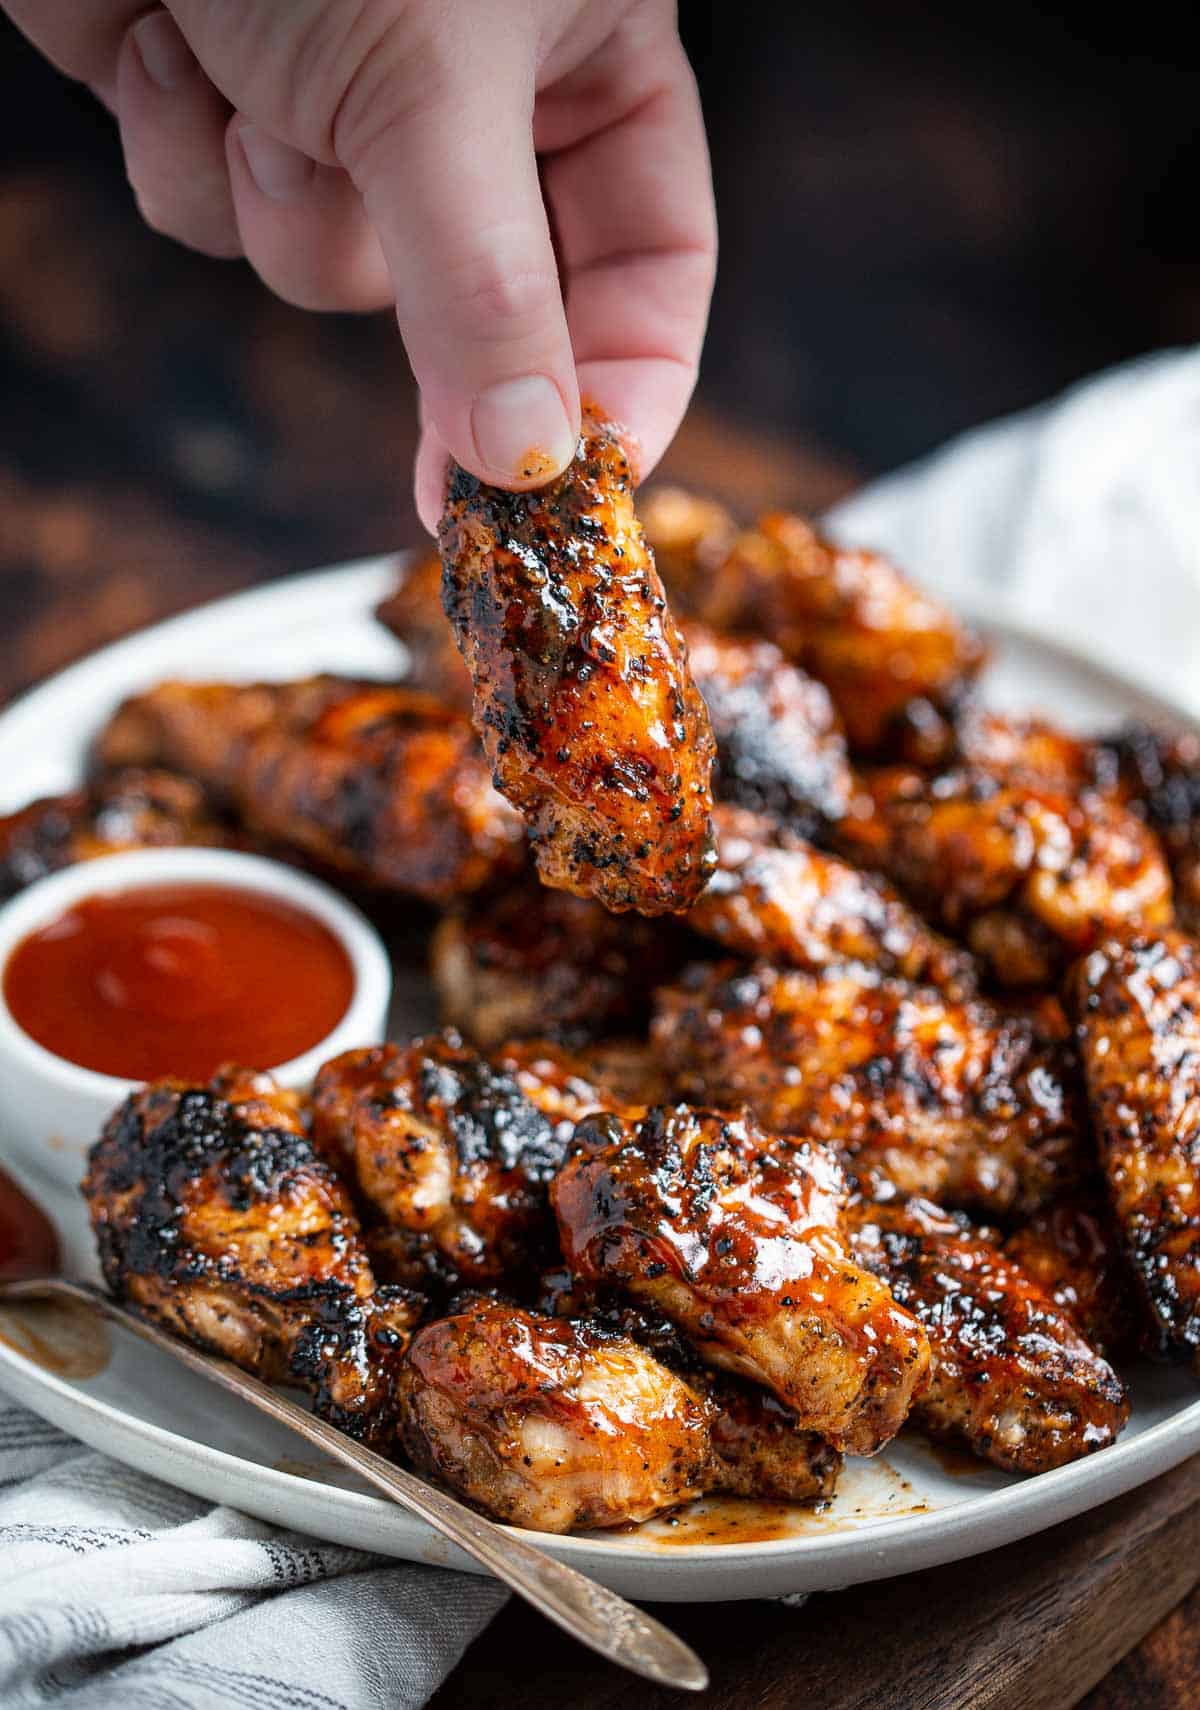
[4,883,354,1081]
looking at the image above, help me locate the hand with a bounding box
[7,1,716,530]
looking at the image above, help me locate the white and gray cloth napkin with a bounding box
[2,347,1199,1708]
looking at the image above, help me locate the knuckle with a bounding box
[445,255,563,338]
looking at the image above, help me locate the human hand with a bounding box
[7,1,716,530]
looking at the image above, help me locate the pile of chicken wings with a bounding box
[9,408,1200,1533]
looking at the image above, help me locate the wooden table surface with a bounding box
[1,158,1198,1710]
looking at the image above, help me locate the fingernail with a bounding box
[238,124,314,202]
[133,10,195,91]
[471,376,576,485]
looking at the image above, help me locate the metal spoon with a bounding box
[0,1275,708,1692]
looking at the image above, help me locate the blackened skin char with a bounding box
[1005,1188,1141,1359]
[846,1196,1129,1473]
[94,676,525,905]
[1070,931,1200,1366]
[83,1068,419,1446]
[551,1104,931,1455]
[653,959,1084,1218]
[311,1034,569,1290]
[0,769,227,897]
[438,404,717,915]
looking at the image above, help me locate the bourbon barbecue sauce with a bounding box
[3,883,355,1082]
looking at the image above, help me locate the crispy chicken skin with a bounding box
[836,765,1174,986]
[492,1037,666,1139]
[430,879,688,1050]
[653,961,1083,1217]
[682,623,853,831]
[551,1105,931,1455]
[397,1304,713,1532]
[311,1035,569,1290]
[650,500,984,754]
[1005,1189,1141,1358]
[94,676,524,905]
[691,804,977,996]
[846,1196,1129,1472]
[438,406,717,914]
[536,1278,842,1504]
[0,768,227,896]
[82,1069,418,1445]
[1070,932,1200,1364]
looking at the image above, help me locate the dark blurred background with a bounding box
[0,4,1196,690]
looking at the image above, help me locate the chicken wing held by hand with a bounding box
[846,1195,1129,1472]
[1070,930,1200,1366]
[438,406,717,915]
[83,1068,419,1445]
[94,676,524,905]
[551,1105,931,1455]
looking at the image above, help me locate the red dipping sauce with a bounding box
[2,883,355,1082]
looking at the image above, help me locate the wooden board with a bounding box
[431,1455,1200,1710]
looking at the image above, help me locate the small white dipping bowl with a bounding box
[0,848,392,1200]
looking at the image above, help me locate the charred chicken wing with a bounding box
[846,1196,1129,1472]
[94,676,524,904]
[397,1303,712,1531]
[376,551,472,708]
[83,1068,419,1444]
[311,1034,568,1290]
[1070,931,1200,1365]
[1004,1188,1141,1358]
[1,768,227,897]
[653,960,1083,1217]
[836,765,1173,986]
[552,1105,931,1454]
[690,804,977,996]
[438,406,717,914]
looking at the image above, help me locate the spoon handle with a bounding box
[0,1276,707,1692]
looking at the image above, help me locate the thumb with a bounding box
[338,33,580,502]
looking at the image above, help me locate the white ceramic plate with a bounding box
[1,557,1199,1603]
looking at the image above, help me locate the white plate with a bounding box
[1,557,1198,1603]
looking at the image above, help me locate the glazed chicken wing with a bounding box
[376,551,472,709]
[397,1303,712,1531]
[438,406,717,914]
[653,960,1083,1217]
[552,1105,931,1455]
[1004,1188,1141,1358]
[648,497,984,755]
[1099,724,1200,933]
[1,768,227,897]
[836,764,1173,986]
[846,1196,1129,1472]
[430,878,688,1050]
[682,623,853,831]
[493,1036,667,1137]
[83,1068,419,1445]
[311,1034,569,1290]
[94,676,524,905]
[691,804,977,996]
[1070,931,1200,1365]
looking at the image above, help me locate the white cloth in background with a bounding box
[2,347,1198,1708]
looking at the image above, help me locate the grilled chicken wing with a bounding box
[493,1036,666,1139]
[0,768,227,896]
[397,1303,712,1531]
[836,764,1173,986]
[653,960,1083,1217]
[648,498,984,754]
[311,1034,569,1290]
[376,551,472,708]
[1005,1189,1140,1358]
[438,406,717,914]
[552,1105,930,1454]
[94,676,524,904]
[683,622,853,831]
[1070,931,1200,1365]
[83,1068,419,1444]
[535,1278,842,1504]
[1100,725,1200,932]
[430,878,688,1050]
[691,804,977,996]
[846,1196,1129,1472]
